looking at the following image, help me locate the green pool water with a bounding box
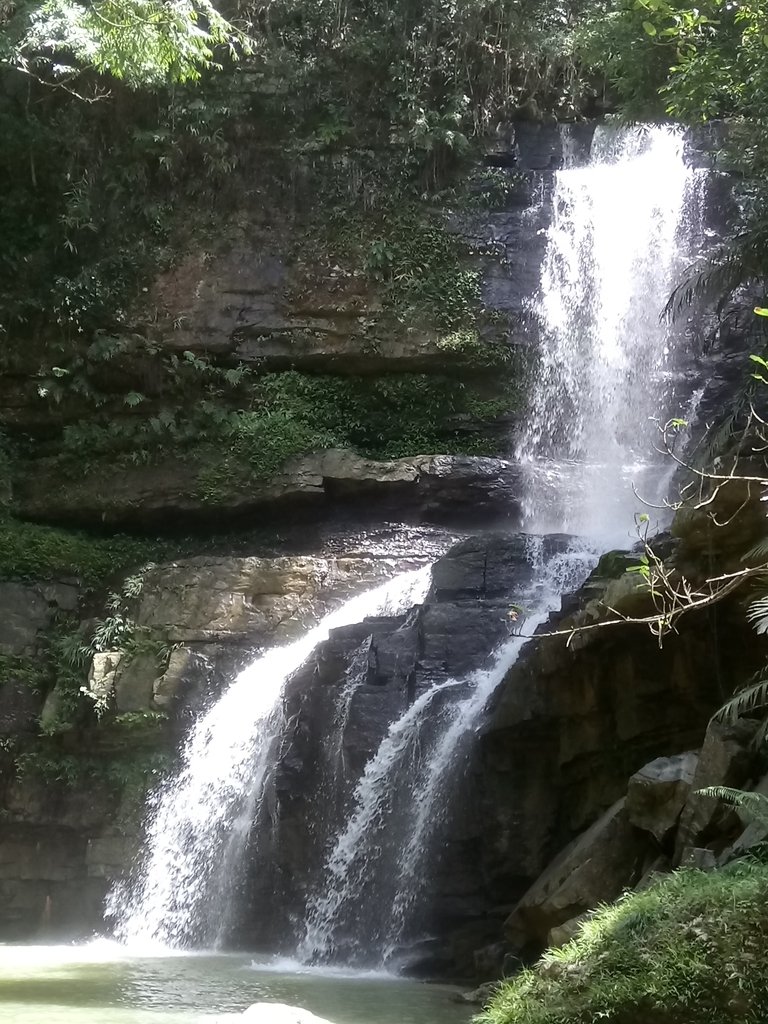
[0,945,473,1024]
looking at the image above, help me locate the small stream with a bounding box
[0,946,470,1024]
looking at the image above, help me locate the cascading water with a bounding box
[294,123,707,967]
[107,566,432,948]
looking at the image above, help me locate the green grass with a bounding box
[478,861,768,1024]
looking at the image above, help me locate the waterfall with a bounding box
[110,122,707,969]
[295,124,706,967]
[519,123,704,542]
[107,566,432,948]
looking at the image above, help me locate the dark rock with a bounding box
[626,751,699,842]
[234,532,569,956]
[673,719,759,863]
[0,581,79,654]
[503,799,646,950]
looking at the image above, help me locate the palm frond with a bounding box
[746,596,768,635]
[714,675,768,723]
[697,786,768,829]
[744,536,768,563]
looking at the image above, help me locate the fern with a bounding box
[697,787,768,829]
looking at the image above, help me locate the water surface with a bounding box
[0,945,471,1024]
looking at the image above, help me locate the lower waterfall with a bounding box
[107,566,432,948]
[108,122,708,969]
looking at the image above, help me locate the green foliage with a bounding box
[577,0,768,122]
[113,710,168,729]
[3,0,248,88]
[196,370,510,498]
[358,210,481,330]
[0,652,48,693]
[698,787,768,829]
[0,69,249,337]
[0,515,171,584]
[478,860,768,1024]
[14,746,170,790]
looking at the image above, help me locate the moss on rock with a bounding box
[478,861,768,1024]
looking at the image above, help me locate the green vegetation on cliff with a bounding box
[0,516,168,583]
[479,860,768,1024]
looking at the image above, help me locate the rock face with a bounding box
[503,799,646,950]
[673,719,759,862]
[16,451,522,529]
[449,554,763,973]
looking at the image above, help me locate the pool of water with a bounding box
[0,945,473,1024]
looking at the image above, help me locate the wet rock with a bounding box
[133,553,413,646]
[237,532,571,953]
[626,751,698,842]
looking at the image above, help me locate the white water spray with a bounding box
[108,566,432,948]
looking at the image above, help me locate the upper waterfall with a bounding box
[518,123,704,544]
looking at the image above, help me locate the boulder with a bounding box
[717,770,768,864]
[626,751,698,842]
[241,1004,333,1024]
[678,847,716,870]
[152,646,214,709]
[674,720,759,863]
[87,651,124,708]
[503,799,646,950]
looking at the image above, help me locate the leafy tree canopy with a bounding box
[1,0,249,87]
